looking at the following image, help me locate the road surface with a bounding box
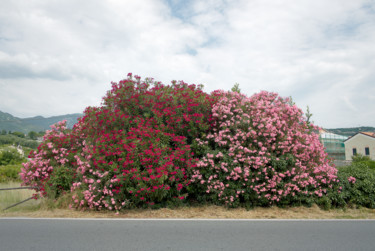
[0,218,374,250]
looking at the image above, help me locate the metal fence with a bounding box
[0,186,37,211]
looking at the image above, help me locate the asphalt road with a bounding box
[0,219,374,251]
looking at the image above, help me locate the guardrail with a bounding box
[0,187,38,211]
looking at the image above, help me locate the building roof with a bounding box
[319,129,348,140]
[361,132,375,138]
[344,131,375,142]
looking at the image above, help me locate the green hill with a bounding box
[325,127,375,137]
[0,111,82,133]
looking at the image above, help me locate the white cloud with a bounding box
[0,0,374,128]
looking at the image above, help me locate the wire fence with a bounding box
[0,186,38,211]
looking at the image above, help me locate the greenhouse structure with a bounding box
[319,129,348,160]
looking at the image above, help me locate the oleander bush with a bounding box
[21,75,220,210]
[20,74,345,211]
[189,90,338,208]
[20,120,82,197]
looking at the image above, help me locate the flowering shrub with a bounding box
[20,74,342,211]
[68,76,220,210]
[70,118,196,210]
[21,74,220,210]
[190,90,338,208]
[101,74,221,144]
[20,120,83,198]
[347,176,356,184]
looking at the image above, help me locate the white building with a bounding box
[344,132,375,160]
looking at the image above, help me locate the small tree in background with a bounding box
[231,83,241,93]
[28,131,38,140]
[12,131,25,138]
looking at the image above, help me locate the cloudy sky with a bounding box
[0,0,374,128]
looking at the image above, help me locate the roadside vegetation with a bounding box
[1,74,375,218]
[0,130,40,149]
[0,145,41,212]
[0,146,29,182]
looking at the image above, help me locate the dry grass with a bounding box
[2,182,375,219]
[1,203,375,219]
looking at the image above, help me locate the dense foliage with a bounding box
[20,74,346,211]
[0,134,39,149]
[352,154,375,170]
[0,164,22,182]
[323,158,375,209]
[0,147,26,182]
[0,148,26,165]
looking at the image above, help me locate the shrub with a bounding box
[20,120,82,197]
[45,165,75,199]
[70,119,196,210]
[0,135,39,149]
[0,164,22,182]
[101,75,220,144]
[21,75,220,210]
[352,155,375,170]
[327,163,375,209]
[20,74,340,211]
[352,154,371,163]
[0,148,26,165]
[190,91,338,208]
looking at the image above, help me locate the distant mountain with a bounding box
[2,110,373,136]
[0,110,82,133]
[325,127,375,137]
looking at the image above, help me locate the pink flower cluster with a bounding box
[191,91,338,207]
[347,176,356,184]
[20,120,82,197]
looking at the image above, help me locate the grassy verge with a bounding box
[1,187,375,219]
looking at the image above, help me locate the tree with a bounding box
[1,129,6,135]
[231,83,241,93]
[305,106,313,125]
[28,131,38,140]
[12,131,25,138]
